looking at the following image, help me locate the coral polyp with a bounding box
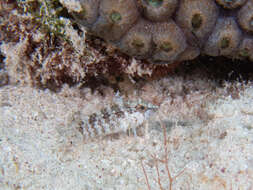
[238,0,253,33]
[91,0,139,42]
[151,21,187,62]
[204,17,242,56]
[216,0,247,9]
[72,0,100,26]
[138,0,178,21]
[29,0,253,64]
[119,19,153,58]
[175,0,219,47]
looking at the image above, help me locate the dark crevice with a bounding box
[176,55,253,83]
[0,53,5,70]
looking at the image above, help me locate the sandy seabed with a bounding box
[0,75,253,190]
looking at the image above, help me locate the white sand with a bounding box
[0,80,253,190]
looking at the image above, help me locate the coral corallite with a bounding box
[70,0,253,64]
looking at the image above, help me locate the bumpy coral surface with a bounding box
[70,0,253,64]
